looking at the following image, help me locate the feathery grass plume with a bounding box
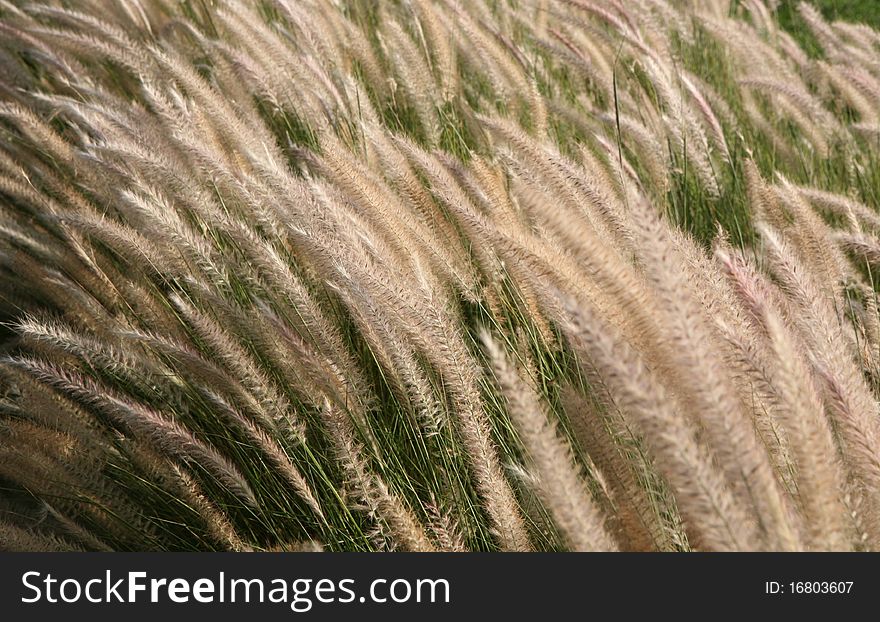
[413,0,458,100]
[817,61,879,126]
[121,439,252,552]
[0,522,84,552]
[707,247,800,497]
[794,186,880,235]
[835,231,880,268]
[320,210,531,548]
[560,385,678,551]
[560,296,758,551]
[170,465,253,553]
[5,356,259,508]
[41,502,113,552]
[716,248,851,550]
[191,388,323,521]
[320,400,435,552]
[169,294,296,433]
[623,193,800,550]
[382,17,441,143]
[426,506,467,552]
[758,225,880,547]
[483,332,617,551]
[771,177,852,297]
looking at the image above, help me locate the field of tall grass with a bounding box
[2,0,880,552]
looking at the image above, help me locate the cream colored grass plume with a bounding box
[1,0,880,551]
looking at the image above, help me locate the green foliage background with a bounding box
[779,0,880,40]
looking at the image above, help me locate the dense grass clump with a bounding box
[2,0,880,552]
